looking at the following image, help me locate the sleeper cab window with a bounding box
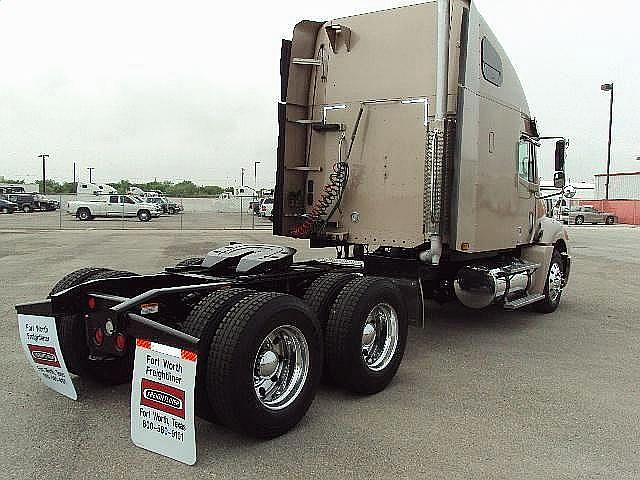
[481,37,503,87]
[517,141,530,181]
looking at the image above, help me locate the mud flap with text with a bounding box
[130,338,197,465]
[17,314,77,400]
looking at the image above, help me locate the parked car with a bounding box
[561,205,617,225]
[33,194,60,211]
[143,196,167,213]
[2,193,37,213]
[249,200,261,215]
[260,197,274,218]
[0,198,18,213]
[66,194,162,221]
[145,196,183,214]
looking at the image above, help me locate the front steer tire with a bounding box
[325,276,408,395]
[181,288,256,422]
[206,292,322,439]
[533,250,565,314]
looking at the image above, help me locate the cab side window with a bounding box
[517,140,537,184]
[109,195,119,203]
[482,38,503,87]
[123,196,135,204]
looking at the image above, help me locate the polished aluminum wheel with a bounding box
[253,325,309,410]
[548,262,563,303]
[361,302,399,372]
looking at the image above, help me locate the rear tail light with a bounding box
[115,334,127,351]
[94,327,104,346]
[87,297,97,310]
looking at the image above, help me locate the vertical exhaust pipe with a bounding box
[428,0,451,265]
[435,0,451,123]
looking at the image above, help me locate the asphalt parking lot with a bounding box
[2,224,639,479]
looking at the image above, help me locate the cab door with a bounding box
[106,195,121,216]
[121,196,137,216]
[516,138,539,243]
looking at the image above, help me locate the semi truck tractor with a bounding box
[17,0,571,440]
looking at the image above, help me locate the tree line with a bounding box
[0,176,232,197]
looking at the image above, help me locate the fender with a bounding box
[537,216,570,253]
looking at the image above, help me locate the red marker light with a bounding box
[94,328,104,346]
[88,297,96,310]
[115,334,127,351]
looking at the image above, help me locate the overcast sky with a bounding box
[0,0,638,187]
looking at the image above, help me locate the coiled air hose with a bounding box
[291,105,364,238]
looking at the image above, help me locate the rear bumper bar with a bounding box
[16,299,200,352]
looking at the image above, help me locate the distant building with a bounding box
[594,171,640,200]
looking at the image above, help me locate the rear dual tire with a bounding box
[50,268,137,385]
[206,292,322,438]
[185,291,323,438]
[181,288,256,422]
[324,276,408,395]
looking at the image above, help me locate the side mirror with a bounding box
[554,140,566,172]
[563,185,576,198]
[553,171,566,189]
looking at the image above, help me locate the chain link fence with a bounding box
[0,194,273,230]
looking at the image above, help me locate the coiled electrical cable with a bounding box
[291,104,364,238]
[291,161,349,238]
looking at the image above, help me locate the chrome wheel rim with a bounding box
[361,303,399,371]
[548,262,563,303]
[253,325,309,411]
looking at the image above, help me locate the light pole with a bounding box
[240,168,245,226]
[38,154,49,194]
[87,167,95,184]
[601,83,614,200]
[254,161,261,190]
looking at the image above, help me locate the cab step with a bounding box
[504,293,545,310]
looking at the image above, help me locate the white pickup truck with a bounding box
[67,194,163,221]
